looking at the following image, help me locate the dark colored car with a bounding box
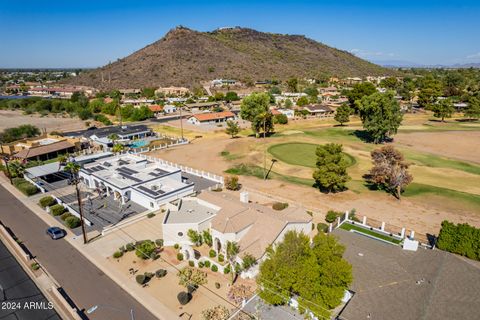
[46,227,66,240]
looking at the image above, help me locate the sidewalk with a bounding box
[0,175,177,320]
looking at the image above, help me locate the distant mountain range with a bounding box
[66,26,393,89]
[371,59,480,69]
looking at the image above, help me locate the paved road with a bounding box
[0,186,158,320]
[0,240,61,320]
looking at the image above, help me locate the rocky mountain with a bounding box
[67,26,392,89]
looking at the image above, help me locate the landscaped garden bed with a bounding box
[339,222,402,245]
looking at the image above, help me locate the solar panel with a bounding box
[138,185,159,196]
[118,172,142,182]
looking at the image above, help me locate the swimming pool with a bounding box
[130,140,150,148]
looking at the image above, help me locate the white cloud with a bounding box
[349,48,395,58]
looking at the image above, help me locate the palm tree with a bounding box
[226,241,240,284]
[112,143,124,154]
[108,133,119,145]
[64,161,80,180]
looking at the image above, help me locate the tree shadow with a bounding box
[426,234,437,247]
[455,118,479,123]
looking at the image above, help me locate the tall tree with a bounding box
[368,146,413,199]
[240,93,274,137]
[431,98,454,122]
[312,143,350,193]
[257,231,352,319]
[286,78,298,92]
[226,241,240,284]
[356,91,403,143]
[379,77,398,89]
[296,96,309,107]
[346,82,376,112]
[225,120,240,138]
[334,104,351,126]
[464,97,480,120]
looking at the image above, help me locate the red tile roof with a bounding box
[190,111,235,122]
[148,105,164,112]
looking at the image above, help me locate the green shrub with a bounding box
[198,261,204,268]
[204,260,211,268]
[325,210,341,223]
[13,178,38,196]
[155,269,167,278]
[147,212,155,218]
[60,212,72,221]
[215,282,221,289]
[119,245,126,253]
[50,204,66,216]
[223,265,230,274]
[126,243,135,251]
[211,264,218,272]
[272,202,289,211]
[135,240,156,260]
[136,274,147,285]
[189,260,195,267]
[209,249,216,258]
[150,252,159,260]
[64,216,80,229]
[177,252,184,261]
[113,251,123,259]
[317,223,329,233]
[174,243,179,249]
[144,272,154,279]
[218,254,224,263]
[155,239,164,247]
[39,196,55,208]
[177,291,192,305]
[31,262,40,271]
[437,220,480,261]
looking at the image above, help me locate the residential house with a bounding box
[155,86,190,96]
[271,108,294,118]
[185,101,223,113]
[304,104,335,117]
[148,105,164,117]
[187,111,236,125]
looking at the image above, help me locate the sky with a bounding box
[1,0,480,68]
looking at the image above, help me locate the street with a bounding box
[0,185,158,320]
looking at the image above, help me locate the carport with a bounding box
[24,162,71,191]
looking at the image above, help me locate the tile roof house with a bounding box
[187,111,236,125]
[304,104,335,116]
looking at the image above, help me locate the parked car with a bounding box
[46,227,66,240]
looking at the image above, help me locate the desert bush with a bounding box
[211,264,218,272]
[272,202,289,211]
[223,265,230,274]
[60,212,72,221]
[325,210,342,223]
[218,254,224,262]
[177,291,192,305]
[189,260,195,267]
[215,282,221,289]
[39,196,55,208]
[177,252,184,261]
[317,222,329,233]
[204,260,211,268]
[126,243,135,251]
[174,243,180,249]
[155,239,164,247]
[224,175,241,191]
[136,274,146,285]
[209,249,216,258]
[198,261,204,268]
[150,252,159,260]
[155,269,167,278]
[31,262,40,271]
[135,240,156,259]
[64,216,80,229]
[50,204,66,216]
[147,212,155,218]
[113,251,123,259]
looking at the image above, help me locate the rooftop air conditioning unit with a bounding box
[151,185,158,191]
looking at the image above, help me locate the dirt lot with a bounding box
[395,130,480,164]
[0,110,86,132]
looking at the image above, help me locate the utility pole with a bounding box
[179,106,184,140]
[263,117,267,180]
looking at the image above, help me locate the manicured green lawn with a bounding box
[268,142,356,168]
[402,150,480,175]
[339,222,402,244]
[403,183,480,208]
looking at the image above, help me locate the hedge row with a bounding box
[13,178,38,196]
[437,220,480,261]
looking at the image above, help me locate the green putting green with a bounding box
[268,142,356,168]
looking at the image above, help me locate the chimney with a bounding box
[240,191,249,203]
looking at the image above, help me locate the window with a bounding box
[150,202,154,208]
